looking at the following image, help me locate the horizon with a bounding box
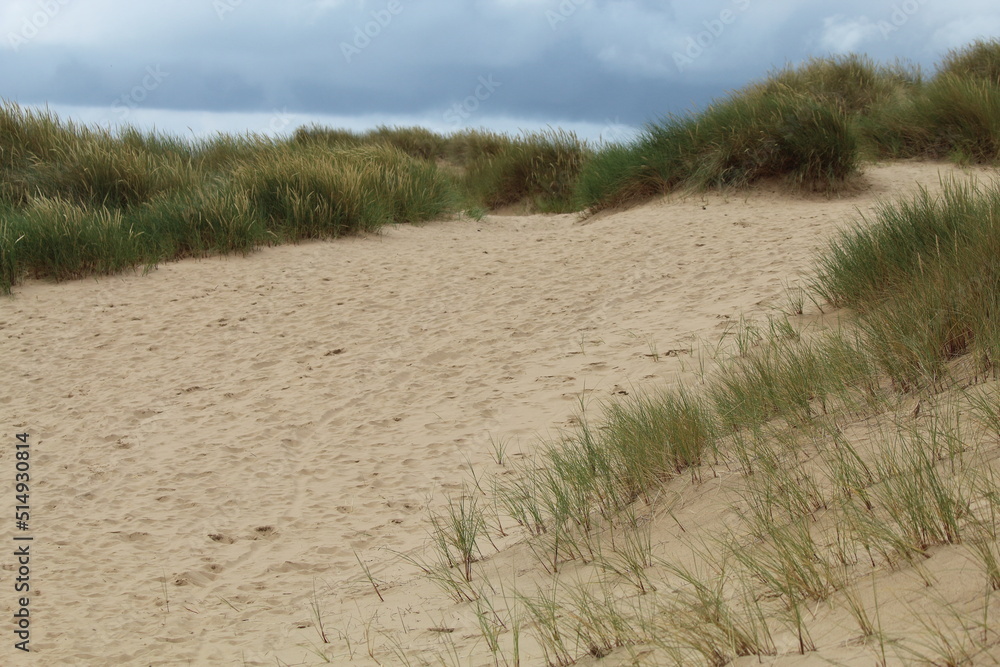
[17,101,645,145]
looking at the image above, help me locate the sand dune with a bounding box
[0,161,990,665]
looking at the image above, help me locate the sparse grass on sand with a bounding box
[387,175,1000,665]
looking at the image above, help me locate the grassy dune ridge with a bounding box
[4,40,1000,293]
[0,112,593,292]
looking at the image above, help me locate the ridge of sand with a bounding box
[0,162,993,665]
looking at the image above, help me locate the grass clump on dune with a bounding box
[862,39,1000,161]
[443,128,512,164]
[682,89,860,188]
[130,184,267,259]
[0,110,595,292]
[292,123,449,161]
[0,108,462,293]
[461,129,591,213]
[756,54,920,115]
[577,41,1000,212]
[0,105,476,290]
[1,197,151,282]
[290,125,590,213]
[577,87,860,211]
[0,103,76,179]
[915,73,1000,162]
[0,103,197,209]
[812,180,987,308]
[575,53,917,212]
[189,132,278,173]
[236,143,455,240]
[0,141,459,292]
[35,138,196,210]
[938,37,1000,84]
[816,178,1000,389]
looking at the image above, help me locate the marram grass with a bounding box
[8,39,1000,292]
[417,169,1000,664]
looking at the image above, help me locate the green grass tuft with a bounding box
[576,87,860,211]
[461,129,591,213]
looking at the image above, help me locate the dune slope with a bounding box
[0,162,993,665]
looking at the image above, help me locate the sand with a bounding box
[0,162,993,665]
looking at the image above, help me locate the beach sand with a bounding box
[1,161,993,665]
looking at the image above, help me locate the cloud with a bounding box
[1,0,999,138]
[819,16,881,54]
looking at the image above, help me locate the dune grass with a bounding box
[756,54,921,115]
[815,177,1000,389]
[397,170,1000,665]
[236,143,456,239]
[939,38,1000,84]
[292,123,449,161]
[861,39,1000,162]
[0,113,464,292]
[575,86,860,212]
[575,53,910,211]
[460,130,590,213]
[577,41,1000,211]
[0,105,591,293]
[7,40,1000,294]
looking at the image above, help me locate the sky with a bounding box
[2,0,999,143]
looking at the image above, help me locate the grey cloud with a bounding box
[1,0,998,136]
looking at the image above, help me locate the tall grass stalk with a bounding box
[659,561,777,661]
[430,487,486,583]
[518,582,574,667]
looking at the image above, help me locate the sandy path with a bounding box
[0,162,989,665]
